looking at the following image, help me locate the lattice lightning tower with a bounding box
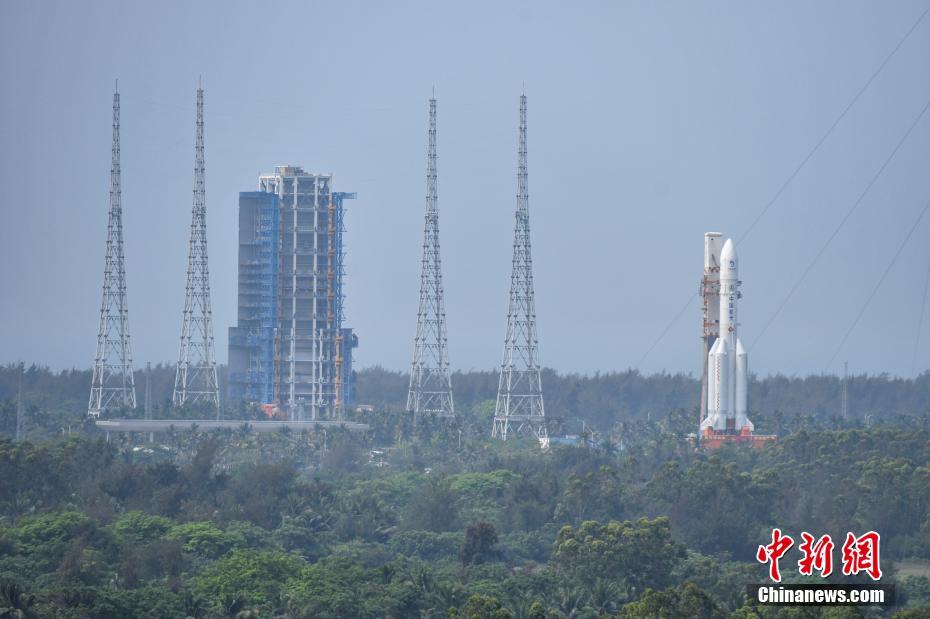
[89,85,137,417]
[493,94,546,442]
[173,84,219,408]
[406,95,454,418]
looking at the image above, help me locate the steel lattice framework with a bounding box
[173,85,219,408]
[407,96,454,418]
[493,94,546,441]
[89,87,137,418]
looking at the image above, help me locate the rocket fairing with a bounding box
[702,238,754,433]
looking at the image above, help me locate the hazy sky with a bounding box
[2,0,930,378]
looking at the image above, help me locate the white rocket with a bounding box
[702,238,754,433]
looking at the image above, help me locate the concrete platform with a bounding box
[96,419,370,433]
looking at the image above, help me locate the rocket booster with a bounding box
[702,238,753,433]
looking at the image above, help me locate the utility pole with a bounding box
[493,94,546,443]
[15,362,24,442]
[144,362,152,421]
[841,361,849,420]
[145,361,153,442]
[174,81,219,409]
[89,83,137,417]
[216,366,222,421]
[406,93,454,419]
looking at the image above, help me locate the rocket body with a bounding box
[702,238,753,433]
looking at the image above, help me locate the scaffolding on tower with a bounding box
[332,191,357,416]
[698,232,722,440]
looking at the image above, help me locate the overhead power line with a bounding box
[737,1,930,244]
[827,198,930,367]
[911,259,930,375]
[637,295,696,369]
[636,3,930,366]
[751,95,930,351]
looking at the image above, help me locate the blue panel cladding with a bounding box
[257,191,279,403]
[228,191,279,404]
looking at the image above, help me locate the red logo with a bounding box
[758,529,881,581]
[841,531,882,580]
[757,528,794,582]
[798,532,834,577]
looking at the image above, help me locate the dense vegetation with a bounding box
[0,364,929,617]
[4,364,930,442]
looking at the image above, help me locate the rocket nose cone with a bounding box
[721,238,738,275]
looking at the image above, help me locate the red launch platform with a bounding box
[700,425,777,449]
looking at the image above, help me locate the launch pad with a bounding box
[699,426,777,450]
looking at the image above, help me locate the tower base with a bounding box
[699,425,777,450]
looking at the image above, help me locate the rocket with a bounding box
[702,238,754,433]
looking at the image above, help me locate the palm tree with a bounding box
[0,582,36,619]
[509,592,545,619]
[547,584,589,618]
[220,594,246,618]
[181,590,206,619]
[586,579,625,615]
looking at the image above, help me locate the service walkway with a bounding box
[96,419,370,434]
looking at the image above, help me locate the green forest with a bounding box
[0,364,929,617]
